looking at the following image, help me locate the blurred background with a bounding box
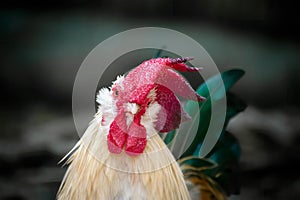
[1,1,300,199]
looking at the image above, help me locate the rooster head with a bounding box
[101,57,205,156]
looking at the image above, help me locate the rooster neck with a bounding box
[58,117,191,200]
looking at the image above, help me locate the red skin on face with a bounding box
[107,58,205,156]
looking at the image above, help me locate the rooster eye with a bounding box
[115,90,119,96]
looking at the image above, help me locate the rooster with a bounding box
[57,57,230,200]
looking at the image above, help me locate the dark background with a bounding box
[1,1,300,199]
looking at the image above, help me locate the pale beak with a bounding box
[124,102,140,115]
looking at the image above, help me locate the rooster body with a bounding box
[58,58,204,200]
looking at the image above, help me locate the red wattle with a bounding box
[125,119,147,156]
[107,110,127,154]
